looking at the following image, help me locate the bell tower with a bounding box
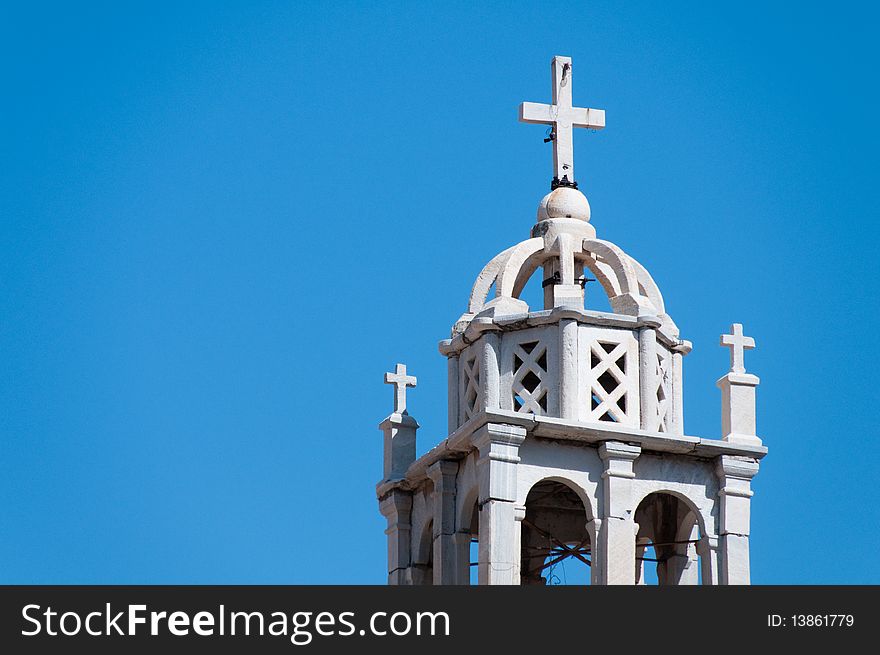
[376,55,767,585]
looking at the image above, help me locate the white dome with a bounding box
[537,186,591,222]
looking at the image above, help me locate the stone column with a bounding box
[542,256,560,310]
[513,505,527,584]
[550,234,585,309]
[597,441,641,585]
[715,455,760,585]
[586,517,603,586]
[379,412,418,481]
[696,534,720,586]
[558,318,579,419]
[669,522,701,585]
[638,326,658,431]
[480,332,501,412]
[670,340,691,436]
[427,460,459,585]
[634,537,649,585]
[379,491,413,585]
[474,423,527,585]
[452,532,472,585]
[447,354,459,435]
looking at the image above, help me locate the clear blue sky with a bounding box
[2,2,878,584]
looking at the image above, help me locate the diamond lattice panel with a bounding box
[578,326,640,427]
[501,327,558,416]
[656,347,672,433]
[460,346,482,422]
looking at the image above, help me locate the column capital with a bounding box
[716,455,760,481]
[598,440,641,461]
[473,422,527,461]
[696,533,719,554]
[599,441,641,479]
[379,490,413,520]
[427,459,459,487]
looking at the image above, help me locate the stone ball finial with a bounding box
[537,185,591,222]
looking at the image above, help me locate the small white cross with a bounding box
[519,55,605,185]
[720,323,756,374]
[384,363,417,414]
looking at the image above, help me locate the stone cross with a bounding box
[519,55,606,186]
[384,363,417,414]
[720,323,756,374]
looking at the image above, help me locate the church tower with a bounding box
[376,56,767,585]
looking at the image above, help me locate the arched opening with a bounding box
[634,492,703,586]
[520,479,592,585]
[468,500,479,585]
[578,255,614,313]
[412,519,434,585]
[510,255,614,314]
[516,264,547,312]
[455,492,480,585]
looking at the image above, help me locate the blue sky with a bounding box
[1,2,877,583]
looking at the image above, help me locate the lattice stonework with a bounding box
[656,347,672,432]
[500,328,556,416]
[460,347,482,421]
[511,340,549,414]
[578,327,639,426]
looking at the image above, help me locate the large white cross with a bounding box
[384,363,417,414]
[519,55,605,186]
[720,323,756,374]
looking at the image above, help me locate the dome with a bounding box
[537,186,591,222]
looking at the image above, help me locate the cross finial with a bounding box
[519,55,605,188]
[720,323,756,374]
[384,363,417,414]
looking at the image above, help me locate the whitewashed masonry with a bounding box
[376,55,766,586]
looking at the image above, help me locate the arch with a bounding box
[468,244,519,314]
[455,483,480,586]
[464,234,670,320]
[412,519,434,586]
[582,239,640,297]
[581,254,622,301]
[457,483,481,535]
[511,250,554,299]
[631,487,709,537]
[522,475,596,522]
[520,477,594,585]
[626,253,665,315]
[633,490,707,586]
[496,238,545,298]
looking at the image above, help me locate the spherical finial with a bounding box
[537,186,591,222]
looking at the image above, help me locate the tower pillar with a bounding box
[716,455,759,584]
[474,423,527,585]
[598,441,641,585]
[427,460,459,585]
[379,491,413,585]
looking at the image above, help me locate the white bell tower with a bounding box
[376,56,767,585]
